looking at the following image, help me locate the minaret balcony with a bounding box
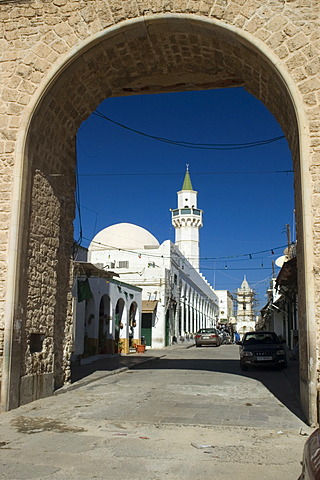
[171,208,202,217]
[171,208,203,229]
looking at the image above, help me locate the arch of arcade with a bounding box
[0,1,319,425]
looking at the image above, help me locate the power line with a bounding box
[202,267,271,271]
[93,110,286,151]
[78,169,293,177]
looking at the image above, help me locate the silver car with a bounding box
[195,328,221,347]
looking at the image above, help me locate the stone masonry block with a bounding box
[287,32,309,52]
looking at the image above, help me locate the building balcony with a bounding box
[171,208,202,217]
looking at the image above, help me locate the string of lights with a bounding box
[82,235,287,263]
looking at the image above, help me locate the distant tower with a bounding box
[171,166,203,270]
[236,276,256,337]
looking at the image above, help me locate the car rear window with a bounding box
[198,329,216,334]
[243,333,279,344]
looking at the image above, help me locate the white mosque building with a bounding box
[88,168,219,349]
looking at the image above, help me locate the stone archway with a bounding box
[1,10,318,425]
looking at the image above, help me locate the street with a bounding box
[0,344,310,479]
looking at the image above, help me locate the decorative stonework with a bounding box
[0,1,319,424]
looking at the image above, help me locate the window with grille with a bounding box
[118,261,129,268]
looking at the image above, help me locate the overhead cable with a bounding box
[78,169,293,177]
[93,110,285,151]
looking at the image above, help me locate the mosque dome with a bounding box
[89,223,160,251]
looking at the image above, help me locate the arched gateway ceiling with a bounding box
[31,18,299,158]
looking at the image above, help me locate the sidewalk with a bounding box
[66,342,194,394]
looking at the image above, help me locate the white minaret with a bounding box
[171,166,203,270]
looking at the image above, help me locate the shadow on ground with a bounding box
[71,352,304,423]
[136,357,304,422]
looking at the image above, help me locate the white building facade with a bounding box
[215,290,235,325]
[73,261,142,356]
[88,170,219,348]
[258,277,285,337]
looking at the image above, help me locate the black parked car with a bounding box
[238,331,287,371]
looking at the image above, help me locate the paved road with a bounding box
[0,344,310,480]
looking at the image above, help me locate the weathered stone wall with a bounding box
[0,1,319,421]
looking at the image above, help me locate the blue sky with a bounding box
[75,87,294,310]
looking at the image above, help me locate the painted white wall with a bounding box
[272,311,285,338]
[215,290,234,322]
[177,189,197,209]
[73,275,142,355]
[88,237,219,348]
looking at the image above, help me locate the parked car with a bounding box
[299,428,320,480]
[195,328,221,347]
[238,331,287,370]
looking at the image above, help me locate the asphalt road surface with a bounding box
[0,344,310,480]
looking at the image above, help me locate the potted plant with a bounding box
[136,343,146,353]
[117,339,125,353]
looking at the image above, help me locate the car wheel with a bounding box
[196,344,200,347]
[240,361,248,371]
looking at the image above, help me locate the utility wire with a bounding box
[202,267,271,271]
[78,169,293,177]
[93,110,286,151]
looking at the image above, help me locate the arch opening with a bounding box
[99,294,111,355]
[3,15,315,424]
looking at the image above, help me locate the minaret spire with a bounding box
[171,166,203,270]
[182,164,193,190]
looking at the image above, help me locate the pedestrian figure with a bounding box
[234,331,240,343]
